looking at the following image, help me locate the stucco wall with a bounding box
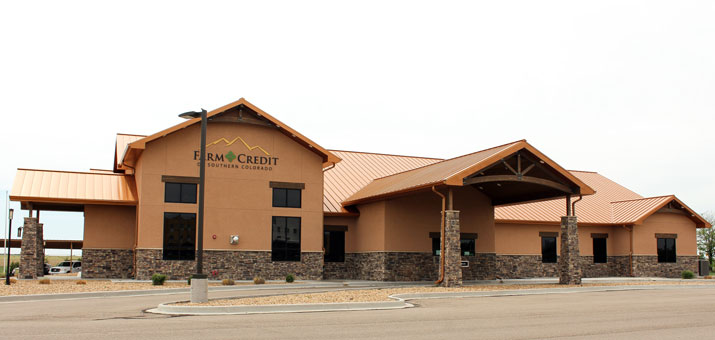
[134,118,324,252]
[383,187,494,253]
[83,205,136,249]
[633,212,697,256]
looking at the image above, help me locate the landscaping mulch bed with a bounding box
[181,281,715,306]
[0,280,216,296]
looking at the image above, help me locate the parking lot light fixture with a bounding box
[178,109,208,303]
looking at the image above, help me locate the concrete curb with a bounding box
[147,283,715,316]
[148,298,413,315]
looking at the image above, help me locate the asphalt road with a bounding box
[2,286,715,339]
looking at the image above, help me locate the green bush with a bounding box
[285,274,295,283]
[682,270,695,279]
[187,277,191,285]
[9,262,19,275]
[151,274,167,285]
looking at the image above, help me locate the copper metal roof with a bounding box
[323,151,442,213]
[496,174,710,228]
[10,169,137,205]
[123,98,341,168]
[115,133,146,170]
[496,171,642,224]
[342,140,595,206]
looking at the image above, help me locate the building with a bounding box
[10,98,710,282]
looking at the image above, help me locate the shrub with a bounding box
[253,276,265,284]
[187,277,191,285]
[38,278,51,285]
[682,270,695,279]
[76,280,87,285]
[285,274,295,283]
[9,262,19,275]
[222,279,235,286]
[151,274,167,286]
[9,278,17,284]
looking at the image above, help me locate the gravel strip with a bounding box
[180,281,715,306]
[0,280,256,296]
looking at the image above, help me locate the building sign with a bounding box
[194,136,279,171]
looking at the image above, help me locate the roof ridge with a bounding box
[329,149,444,160]
[17,168,128,176]
[367,139,525,182]
[610,195,674,204]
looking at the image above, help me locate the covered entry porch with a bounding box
[342,140,595,286]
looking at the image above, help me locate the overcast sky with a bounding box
[1,1,713,255]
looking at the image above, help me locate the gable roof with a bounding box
[114,133,146,172]
[324,150,443,213]
[341,140,595,206]
[611,195,710,228]
[122,98,341,168]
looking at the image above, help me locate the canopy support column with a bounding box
[19,217,44,279]
[442,208,462,287]
[558,215,581,284]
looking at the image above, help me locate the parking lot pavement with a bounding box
[2,284,715,339]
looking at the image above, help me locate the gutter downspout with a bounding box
[571,195,583,216]
[432,186,446,286]
[322,162,336,172]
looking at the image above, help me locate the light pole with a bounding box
[178,109,208,303]
[5,209,13,285]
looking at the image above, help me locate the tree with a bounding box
[697,212,715,269]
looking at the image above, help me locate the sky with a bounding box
[1,1,713,255]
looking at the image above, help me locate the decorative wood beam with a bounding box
[463,174,574,193]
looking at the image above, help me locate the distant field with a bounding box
[0,255,76,275]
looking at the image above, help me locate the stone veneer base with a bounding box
[82,249,135,279]
[135,249,323,280]
[323,252,496,281]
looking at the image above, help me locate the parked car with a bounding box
[49,261,81,274]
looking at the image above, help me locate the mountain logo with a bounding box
[207,136,270,156]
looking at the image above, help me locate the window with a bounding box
[163,213,196,261]
[272,188,301,208]
[657,238,676,263]
[593,238,607,263]
[324,228,345,262]
[272,216,301,261]
[165,182,197,204]
[461,239,476,256]
[541,237,557,263]
[431,234,477,256]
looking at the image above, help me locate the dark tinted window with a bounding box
[432,237,441,256]
[657,238,676,263]
[541,237,557,263]
[432,236,476,256]
[165,182,197,204]
[272,188,301,208]
[163,213,196,261]
[593,238,607,263]
[272,216,301,261]
[324,230,345,262]
[461,239,476,256]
